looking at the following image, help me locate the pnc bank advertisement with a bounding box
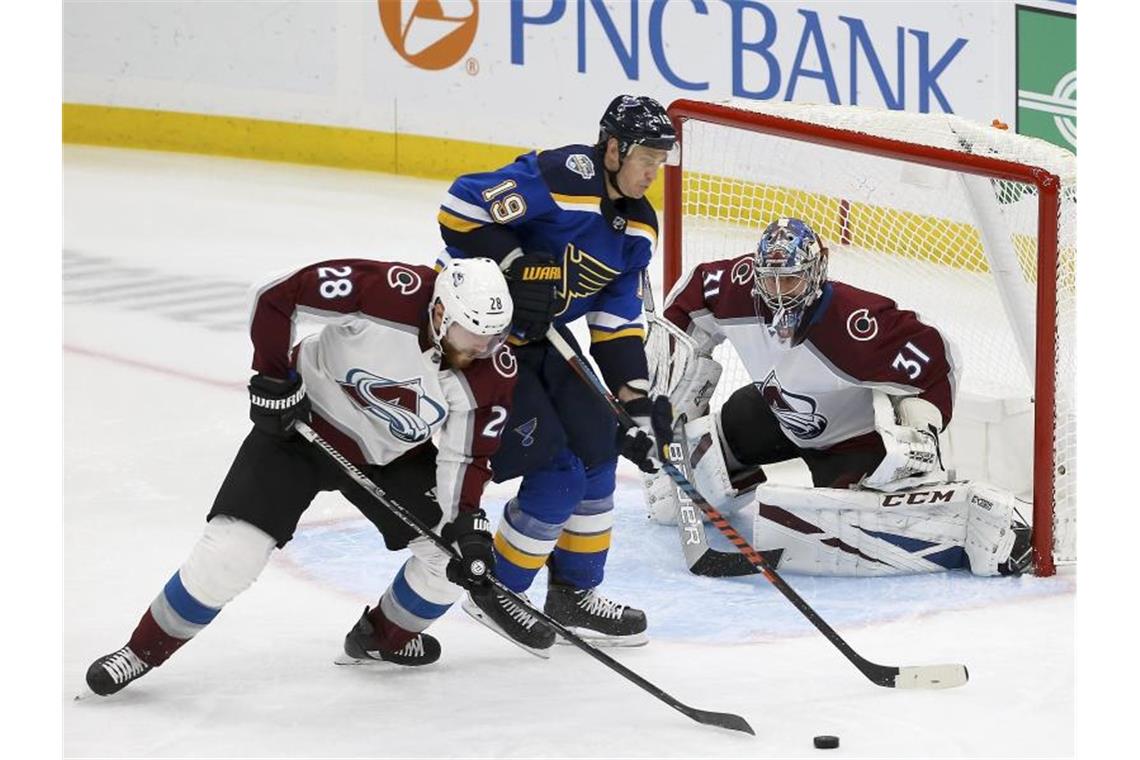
[64,0,1076,160]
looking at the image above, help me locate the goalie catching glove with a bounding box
[861,393,947,492]
[499,249,562,341]
[618,394,675,474]
[441,509,495,591]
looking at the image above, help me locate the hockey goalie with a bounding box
[645,217,1033,577]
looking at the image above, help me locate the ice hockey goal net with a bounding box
[662,99,1076,576]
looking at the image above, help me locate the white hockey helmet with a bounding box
[430,257,513,359]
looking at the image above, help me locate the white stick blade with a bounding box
[894,664,969,689]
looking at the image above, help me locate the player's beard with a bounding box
[440,337,477,370]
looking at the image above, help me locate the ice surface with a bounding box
[64,147,1074,758]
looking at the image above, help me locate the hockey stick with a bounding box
[641,273,761,577]
[294,421,755,735]
[546,328,968,690]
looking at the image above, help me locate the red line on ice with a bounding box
[64,344,245,392]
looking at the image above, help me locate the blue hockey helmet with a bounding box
[753,217,828,341]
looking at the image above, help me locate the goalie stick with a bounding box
[642,272,763,577]
[546,328,968,690]
[667,414,782,577]
[294,421,755,735]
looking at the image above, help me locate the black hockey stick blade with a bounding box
[689,548,783,577]
[683,708,756,735]
[482,575,756,735]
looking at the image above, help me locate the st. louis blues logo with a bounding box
[555,244,621,316]
[758,371,827,439]
[338,369,446,443]
[514,417,538,447]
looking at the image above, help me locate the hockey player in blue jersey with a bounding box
[437,95,676,653]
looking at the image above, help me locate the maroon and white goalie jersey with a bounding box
[250,259,517,515]
[664,254,959,450]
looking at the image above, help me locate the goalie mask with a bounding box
[430,257,513,364]
[753,217,828,343]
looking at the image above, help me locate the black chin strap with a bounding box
[606,165,631,200]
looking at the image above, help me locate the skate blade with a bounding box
[333,653,402,667]
[554,628,649,648]
[73,687,98,701]
[461,603,552,660]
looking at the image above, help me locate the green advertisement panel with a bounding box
[1017,6,1076,152]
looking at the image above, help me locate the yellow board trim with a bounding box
[493,533,549,570]
[438,209,484,233]
[590,327,645,343]
[63,103,542,184]
[555,530,612,554]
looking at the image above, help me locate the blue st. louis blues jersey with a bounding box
[438,144,658,392]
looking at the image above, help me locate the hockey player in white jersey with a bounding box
[84,257,519,696]
[645,217,1032,577]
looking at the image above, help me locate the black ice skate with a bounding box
[461,589,555,658]
[544,581,648,647]
[337,607,440,667]
[85,645,153,696]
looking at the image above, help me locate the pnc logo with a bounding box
[378,0,479,71]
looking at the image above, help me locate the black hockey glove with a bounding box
[441,509,496,592]
[617,395,675,474]
[500,250,561,341]
[248,373,310,440]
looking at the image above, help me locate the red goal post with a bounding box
[661,98,1075,576]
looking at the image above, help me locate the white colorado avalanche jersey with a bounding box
[249,259,517,516]
[664,253,958,450]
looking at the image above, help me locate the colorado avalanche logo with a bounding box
[493,347,518,378]
[846,308,879,342]
[759,371,828,440]
[339,369,446,443]
[730,256,753,286]
[386,265,422,295]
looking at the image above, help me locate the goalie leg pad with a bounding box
[964,483,1032,576]
[749,481,1030,576]
[645,413,758,525]
[750,483,972,576]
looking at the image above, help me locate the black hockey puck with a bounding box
[813,735,840,749]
